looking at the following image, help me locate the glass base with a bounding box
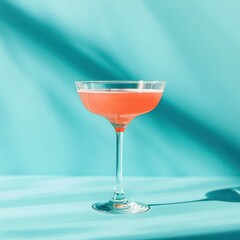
[92,200,150,214]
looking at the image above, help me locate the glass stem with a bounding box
[112,131,127,203]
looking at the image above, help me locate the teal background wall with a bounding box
[0,0,239,176]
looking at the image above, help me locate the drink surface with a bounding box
[78,89,163,126]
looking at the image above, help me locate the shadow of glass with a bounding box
[149,187,240,206]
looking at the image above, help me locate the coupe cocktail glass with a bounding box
[75,81,166,214]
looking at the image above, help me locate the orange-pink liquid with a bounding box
[78,90,163,131]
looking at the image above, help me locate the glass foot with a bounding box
[92,200,150,214]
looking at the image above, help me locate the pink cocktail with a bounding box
[78,90,163,132]
[76,81,166,214]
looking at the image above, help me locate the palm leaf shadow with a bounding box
[157,102,240,167]
[0,1,130,80]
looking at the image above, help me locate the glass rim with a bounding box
[75,80,166,84]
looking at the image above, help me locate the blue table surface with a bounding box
[0,176,239,240]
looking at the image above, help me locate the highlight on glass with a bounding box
[75,80,166,214]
